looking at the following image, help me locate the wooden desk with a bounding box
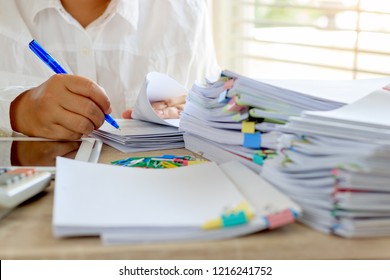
[1,145,390,259]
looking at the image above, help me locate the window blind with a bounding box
[211,0,390,79]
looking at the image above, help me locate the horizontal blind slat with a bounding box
[214,0,390,79]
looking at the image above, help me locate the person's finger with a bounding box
[165,95,187,107]
[151,101,168,110]
[59,91,105,129]
[122,109,133,119]
[52,109,95,137]
[59,74,112,114]
[175,104,185,112]
[44,123,83,140]
[156,106,180,119]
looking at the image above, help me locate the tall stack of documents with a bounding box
[262,87,390,237]
[181,70,390,173]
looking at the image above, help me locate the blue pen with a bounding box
[28,39,120,130]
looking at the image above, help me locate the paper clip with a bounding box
[252,154,264,166]
[224,96,247,113]
[112,155,199,169]
[263,209,297,229]
[202,201,254,230]
[223,78,234,90]
[162,154,192,160]
[173,158,188,166]
[242,121,256,133]
[160,161,179,169]
[243,132,261,149]
[127,158,147,167]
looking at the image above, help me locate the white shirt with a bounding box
[0,0,220,136]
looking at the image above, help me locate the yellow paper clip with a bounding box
[160,161,179,169]
[242,121,256,133]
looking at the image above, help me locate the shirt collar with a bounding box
[29,0,139,31]
[29,0,63,24]
[109,0,139,31]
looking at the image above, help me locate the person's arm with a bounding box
[9,74,112,140]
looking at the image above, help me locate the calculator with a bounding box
[0,168,51,219]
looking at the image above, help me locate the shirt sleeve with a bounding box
[0,85,29,136]
[0,5,46,136]
[0,72,44,136]
[0,29,44,135]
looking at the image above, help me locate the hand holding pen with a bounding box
[9,40,119,140]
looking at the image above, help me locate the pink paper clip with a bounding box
[265,209,296,229]
[225,96,246,112]
[173,158,188,166]
[383,84,390,91]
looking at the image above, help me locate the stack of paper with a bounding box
[92,72,185,152]
[181,70,390,173]
[53,157,301,244]
[262,87,390,237]
[92,119,184,153]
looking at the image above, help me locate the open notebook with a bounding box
[53,157,301,244]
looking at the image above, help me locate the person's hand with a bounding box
[10,74,112,140]
[122,95,186,119]
[151,95,186,119]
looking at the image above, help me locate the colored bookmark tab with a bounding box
[243,132,261,148]
[202,201,254,230]
[161,154,192,160]
[224,96,247,113]
[263,209,297,229]
[242,121,256,133]
[223,78,235,90]
[252,154,264,166]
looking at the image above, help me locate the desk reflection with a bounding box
[11,141,81,167]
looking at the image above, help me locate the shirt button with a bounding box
[82,47,91,56]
